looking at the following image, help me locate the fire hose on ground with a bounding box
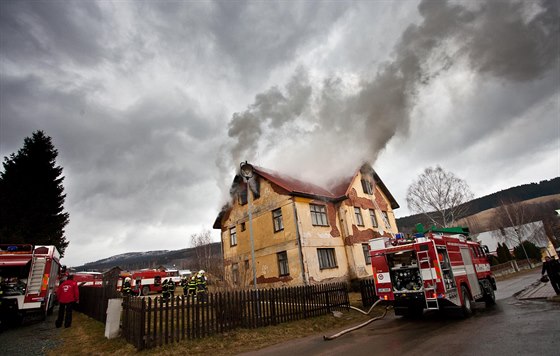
[323,299,391,341]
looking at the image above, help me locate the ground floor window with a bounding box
[362,243,371,265]
[277,251,289,276]
[232,263,239,285]
[317,248,337,269]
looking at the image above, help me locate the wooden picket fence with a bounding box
[359,278,378,307]
[121,282,349,350]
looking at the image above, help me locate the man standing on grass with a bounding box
[55,274,79,328]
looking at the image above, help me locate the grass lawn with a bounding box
[48,293,377,355]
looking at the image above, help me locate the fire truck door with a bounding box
[460,247,482,298]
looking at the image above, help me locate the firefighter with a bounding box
[168,278,176,300]
[161,279,170,302]
[122,277,133,297]
[196,270,208,302]
[180,276,189,296]
[187,275,197,297]
[55,274,79,328]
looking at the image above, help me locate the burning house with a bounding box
[213,163,399,288]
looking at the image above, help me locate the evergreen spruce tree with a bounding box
[497,243,508,264]
[513,241,541,261]
[0,131,69,255]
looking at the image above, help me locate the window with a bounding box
[272,208,284,232]
[277,251,289,276]
[244,259,249,269]
[382,211,390,228]
[241,222,246,231]
[354,207,364,226]
[310,204,329,226]
[230,226,237,246]
[317,248,337,269]
[232,263,239,285]
[369,209,378,227]
[361,179,373,195]
[362,244,371,265]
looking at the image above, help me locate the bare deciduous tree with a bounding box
[491,199,551,266]
[190,230,223,280]
[406,166,474,227]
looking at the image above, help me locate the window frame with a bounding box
[354,207,364,226]
[361,179,373,195]
[382,211,391,228]
[310,204,329,226]
[277,251,289,276]
[369,209,378,227]
[317,248,337,269]
[362,243,372,265]
[232,263,239,285]
[272,208,284,233]
[229,226,237,246]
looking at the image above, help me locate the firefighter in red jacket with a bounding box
[55,274,79,328]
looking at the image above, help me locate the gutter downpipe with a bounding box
[292,199,309,285]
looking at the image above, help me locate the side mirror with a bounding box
[482,245,490,255]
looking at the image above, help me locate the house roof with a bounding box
[213,164,399,229]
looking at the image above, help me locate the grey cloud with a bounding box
[0,0,106,67]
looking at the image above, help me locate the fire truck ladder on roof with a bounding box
[417,250,439,310]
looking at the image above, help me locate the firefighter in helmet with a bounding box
[168,278,176,299]
[187,274,197,297]
[161,279,170,303]
[122,277,133,297]
[180,275,189,296]
[196,270,208,302]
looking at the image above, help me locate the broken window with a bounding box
[361,179,373,195]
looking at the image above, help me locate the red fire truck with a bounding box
[369,224,496,317]
[73,271,103,287]
[118,269,167,296]
[0,244,61,320]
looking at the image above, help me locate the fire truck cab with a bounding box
[370,224,496,317]
[0,244,61,320]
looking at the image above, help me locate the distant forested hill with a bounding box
[396,177,560,232]
[73,242,221,272]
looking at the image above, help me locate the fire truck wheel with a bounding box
[461,286,473,317]
[142,286,150,296]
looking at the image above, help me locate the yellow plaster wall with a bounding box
[221,179,304,287]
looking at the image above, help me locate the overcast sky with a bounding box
[1,0,558,267]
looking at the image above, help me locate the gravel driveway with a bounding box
[0,307,62,355]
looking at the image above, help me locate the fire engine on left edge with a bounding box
[0,244,62,321]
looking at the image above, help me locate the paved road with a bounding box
[240,269,560,356]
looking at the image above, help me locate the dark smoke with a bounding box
[218,0,558,188]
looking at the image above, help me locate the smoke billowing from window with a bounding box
[218,0,558,190]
